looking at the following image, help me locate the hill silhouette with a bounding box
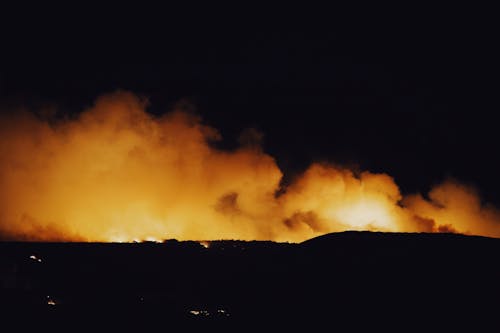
[1,231,498,331]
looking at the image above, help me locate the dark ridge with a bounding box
[1,232,499,331]
[301,230,497,246]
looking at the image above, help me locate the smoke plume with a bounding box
[1,92,499,242]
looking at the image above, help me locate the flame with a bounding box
[199,241,211,249]
[331,199,396,230]
[1,91,499,242]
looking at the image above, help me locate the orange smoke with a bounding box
[1,91,499,242]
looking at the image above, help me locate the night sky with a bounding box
[2,8,499,205]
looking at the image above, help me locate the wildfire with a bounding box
[0,91,499,242]
[199,241,211,249]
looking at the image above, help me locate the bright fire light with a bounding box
[199,241,210,249]
[330,198,396,230]
[1,91,500,242]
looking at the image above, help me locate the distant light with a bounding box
[199,241,210,249]
[109,235,128,243]
[29,255,42,263]
[217,309,230,316]
[188,308,229,316]
[144,237,162,243]
[111,236,164,243]
[189,310,209,316]
[47,296,57,306]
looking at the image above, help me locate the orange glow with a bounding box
[1,91,499,242]
[331,199,396,230]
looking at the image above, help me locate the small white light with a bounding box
[189,309,210,316]
[29,255,42,262]
[144,237,162,243]
[217,309,229,316]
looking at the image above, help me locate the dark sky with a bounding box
[1,7,499,204]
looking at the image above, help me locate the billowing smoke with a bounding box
[1,92,499,242]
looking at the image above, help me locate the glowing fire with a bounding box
[199,241,211,249]
[331,199,396,230]
[0,91,499,242]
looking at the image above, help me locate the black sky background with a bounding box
[1,7,499,205]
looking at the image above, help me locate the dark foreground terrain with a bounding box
[1,231,499,331]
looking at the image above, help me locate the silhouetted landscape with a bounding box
[1,231,499,331]
[3,6,500,331]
